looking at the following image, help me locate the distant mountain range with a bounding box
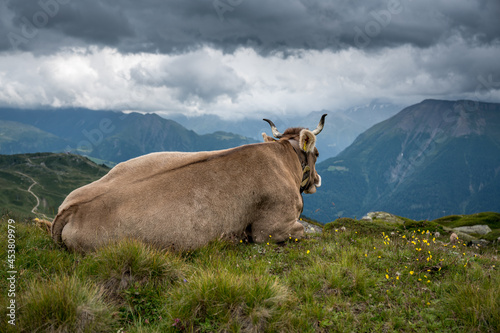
[170,101,403,161]
[0,108,256,164]
[304,99,500,221]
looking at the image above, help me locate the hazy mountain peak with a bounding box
[304,99,500,222]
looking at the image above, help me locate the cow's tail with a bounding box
[34,218,52,234]
[51,206,76,247]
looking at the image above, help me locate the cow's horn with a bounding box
[311,114,327,136]
[263,118,283,138]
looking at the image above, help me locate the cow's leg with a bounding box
[250,217,304,243]
[250,191,305,243]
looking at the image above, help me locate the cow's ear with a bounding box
[299,129,316,152]
[262,132,276,142]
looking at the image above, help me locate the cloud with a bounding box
[0,39,498,118]
[1,0,499,54]
[0,0,498,118]
[129,49,246,103]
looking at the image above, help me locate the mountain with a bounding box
[169,101,403,160]
[0,108,256,163]
[0,120,70,154]
[0,153,109,218]
[304,99,500,222]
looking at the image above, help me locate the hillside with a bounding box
[0,120,70,154]
[0,108,256,163]
[304,99,500,222]
[0,153,109,218]
[1,215,498,332]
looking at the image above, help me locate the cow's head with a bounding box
[262,114,327,194]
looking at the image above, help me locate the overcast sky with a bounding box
[1,0,499,119]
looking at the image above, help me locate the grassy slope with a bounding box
[432,212,500,242]
[0,153,109,219]
[1,216,498,332]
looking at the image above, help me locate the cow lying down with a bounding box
[52,115,327,252]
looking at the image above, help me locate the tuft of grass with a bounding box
[79,239,185,296]
[324,217,397,234]
[76,239,187,326]
[164,270,290,332]
[443,267,500,331]
[16,275,118,333]
[401,219,444,233]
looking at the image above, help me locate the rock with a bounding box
[453,225,492,235]
[467,239,491,247]
[298,220,323,234]
[450,233,458,243]
[361,211,404,224]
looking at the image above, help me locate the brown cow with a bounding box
[51,115,327,252]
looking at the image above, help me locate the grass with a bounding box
[16,275,118,332]
[0,214,499,332]
[432,212,500,242]
[0,153,109,219]
[433,212,500,229]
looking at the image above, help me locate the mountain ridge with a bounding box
[303,99,500,222]
[0,108,257,163]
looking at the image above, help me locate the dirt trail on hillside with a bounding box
[16,171,46,217]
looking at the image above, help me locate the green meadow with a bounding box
[1,214,498,332]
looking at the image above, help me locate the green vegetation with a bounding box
[433,212,500,229]
[432,212,500,242]
[1,214,498,332]
[0,153,109,218]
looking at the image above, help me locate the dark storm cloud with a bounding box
[2,0,499,54]
[3,0,134,51]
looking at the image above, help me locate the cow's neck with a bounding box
[287,140,311,193]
